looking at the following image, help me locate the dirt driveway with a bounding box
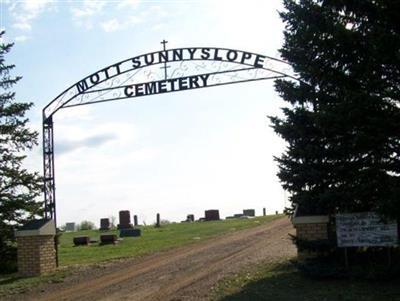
[12,217,295,301]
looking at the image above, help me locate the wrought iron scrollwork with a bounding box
[42,45,299,223]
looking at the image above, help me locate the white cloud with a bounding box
[15,35,29,42]
[69,0,107,30]
[151,23,164,31]
[148,5,167,17]
[100,15,143,32]
[101,18,121,32]
[129,15,142,25]
[13,21,32,31]
[204,0,284,54]
[117,0,140,9]
[70,0,106,18]
[10,0,54,32]
[56,106,93,121]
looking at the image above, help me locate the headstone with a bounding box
[155,213,161,227]
[243,209,255,217]
[73,236,90,246]
[263,208,266,216]
[187,214,195,222]
[100,234,118,245]
[119,228,141,237]
[205,210,220,221]
[118,210,133,229]
[100,218,110,231]
[275,211,278,215]
[65,222,76,232]
[133,215,138,226]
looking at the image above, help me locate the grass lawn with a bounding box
[59,214,282,266]
[211,260,400,301]
[0,215,282,297]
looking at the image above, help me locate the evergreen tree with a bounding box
[0,31,43,271]
[271,1,400,219]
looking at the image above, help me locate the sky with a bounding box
[0,0,290,226]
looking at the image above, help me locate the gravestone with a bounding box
[133,215,138,226]
[263,208,266,216]
[73,236,90,246]
[100,218,110,231]
[65,222,76,232]
[205,210,220,221]
[243,209,255,217]
[155,213,161,228]
[118,210,133,229]
[100,234,118,245]
[120,228,141,237]
[187,214,195,222]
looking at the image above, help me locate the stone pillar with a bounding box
[263,208,266,216]
[16,219,56,277]
[295,222,328,241]
[292,213,329,260]
[133,215,138,227]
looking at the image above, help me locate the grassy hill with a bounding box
[59,214,283,266]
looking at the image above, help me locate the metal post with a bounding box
[160,39,169,80]
[42,114,58,266]
[344,247,349,270]
[43,115,56,219]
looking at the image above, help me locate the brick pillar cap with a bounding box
[16,219,56,237]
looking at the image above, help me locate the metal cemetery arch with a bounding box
[43,42,299,222]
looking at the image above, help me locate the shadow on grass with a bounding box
[0,270,69,298]
[217,262,400,301]
[0,275,22,286]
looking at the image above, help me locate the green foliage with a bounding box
[0,31,43,273]
[271,1,400,218]
[160,219,171,225]
[78,220,96,231]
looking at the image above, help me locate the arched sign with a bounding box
[42,41,297,221]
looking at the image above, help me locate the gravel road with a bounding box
[12,217,295,301]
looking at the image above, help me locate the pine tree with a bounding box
[271,1,400,219]
[0,31,43,271]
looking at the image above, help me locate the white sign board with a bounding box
[336,212,398,247]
